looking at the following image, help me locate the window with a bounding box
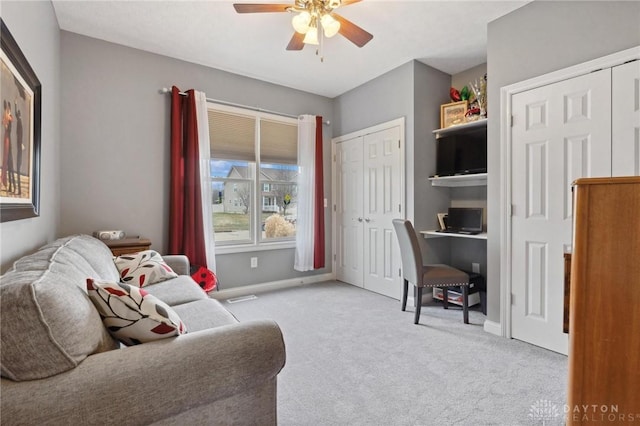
[208,104,298,248]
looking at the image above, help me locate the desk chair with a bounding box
[392,219,470,324]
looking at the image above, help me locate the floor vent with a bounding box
[226,295,258,304]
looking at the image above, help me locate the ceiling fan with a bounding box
[233,0,373,51]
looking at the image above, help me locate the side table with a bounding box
[104,238,152,256]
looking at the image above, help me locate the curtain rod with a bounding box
[160,87,330,125]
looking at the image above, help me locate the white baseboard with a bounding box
[483,319,502,336]
[210,272,335,300]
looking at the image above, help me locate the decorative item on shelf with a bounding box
[453,83,480,122]
[460,85,471,102]
[437,213,448,231]
[449,87,461,102]
[447,73,487,125]
[440,100,468,129]
[469,73,487,118]
[465,106,482,122]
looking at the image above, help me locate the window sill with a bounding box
[215,241,296,255]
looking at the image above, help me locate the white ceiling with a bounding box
[52,0,529,98]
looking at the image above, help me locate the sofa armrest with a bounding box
[163,254,190,275]
[1,320,286,425]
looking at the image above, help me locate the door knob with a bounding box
[357,217,363,222]
[364,218,371,223]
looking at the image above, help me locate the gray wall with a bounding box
[0,1,60,273]
[486,1,640,322]
[332,61,451,265]
[413,61,454,264]
[451,63,486,96]
[59,32,333,289]
[333,62,414,136]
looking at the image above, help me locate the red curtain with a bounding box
[168,86,206,266]
[313,116,325,269]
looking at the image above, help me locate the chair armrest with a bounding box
[1,320,286,424]
[163,254,190,275]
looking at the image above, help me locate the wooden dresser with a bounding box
[104,238,151,256]
[567,177,640,423]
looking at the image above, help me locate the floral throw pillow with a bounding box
[113,250,178,287]
[86,279,187,346]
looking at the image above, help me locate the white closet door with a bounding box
[510,69,612,354]
[612,60,640,176]
[335,136,364,287]
[362,126,402,299]
[334,122,403,299]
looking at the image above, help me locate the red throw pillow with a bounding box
[190,265,217,292]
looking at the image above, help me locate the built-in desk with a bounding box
[419,230,487,313]
[420,230,487,240]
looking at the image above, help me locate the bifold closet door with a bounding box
[335,136,364,287]
[612,60,640,176]
[361,126,402,300]
[510,69,612,354]
[335,125,402,300]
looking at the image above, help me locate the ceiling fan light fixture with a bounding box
[292,11,311,34]
[303,25,319,45]
[233,1,373,52]
[320,13,340,38]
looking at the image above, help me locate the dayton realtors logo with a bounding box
[529,400,639,424]
[529,399,562,425]
[565,404,638,423]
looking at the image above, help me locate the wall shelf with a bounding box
[428,173,487,187]
[432,118,487,138]
[421,230,487,240]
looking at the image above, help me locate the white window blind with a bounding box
[260,119,298,165]
[209,110,255,161]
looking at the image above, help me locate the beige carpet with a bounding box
[224,281,567,426]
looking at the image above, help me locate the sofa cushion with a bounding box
[113,250,178,287]
[87,279,187,346]
[11,235,120,283]
[1,235,121,381]
[172,298,238,332]
[143,275,208,306]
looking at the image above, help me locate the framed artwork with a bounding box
[1,18,41,222]
[440,100,468,129]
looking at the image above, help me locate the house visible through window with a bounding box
[208,104,298,248]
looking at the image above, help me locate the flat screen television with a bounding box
[434,127,487,177]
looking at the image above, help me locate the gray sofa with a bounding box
[0,235,286,425]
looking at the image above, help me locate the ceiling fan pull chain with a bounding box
[318,27,325,62]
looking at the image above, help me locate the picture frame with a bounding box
[1,18,41,222]
[437,213,448,231]
[440,100,468,129]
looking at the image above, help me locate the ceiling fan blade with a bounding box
[233,3,292,13]
[332,13,373,48]
[286,32,305,51]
